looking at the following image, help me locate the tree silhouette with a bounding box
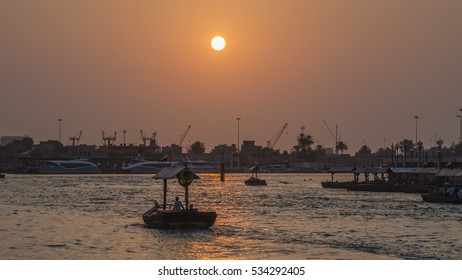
[293,133,314,152]
[357,145,371,154]
[336,141,348,154]
[189,141,206,154]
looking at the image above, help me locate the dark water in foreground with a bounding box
[1,173,461,259]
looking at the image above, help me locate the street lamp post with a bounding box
[391,143,395,167]
[457,111,462,145]
[236,117,241,169]
[457,110,462,159]
[58,118,62,143]
[436,138,443,170]
[414,116,418,146]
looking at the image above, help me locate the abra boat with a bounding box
[244,165,267,186]
[142,166,217,229]
[321,166,356,189]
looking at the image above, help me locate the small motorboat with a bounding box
[142,166,217,229]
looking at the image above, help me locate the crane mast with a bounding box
[323,120,339,154]
[140,130,158,146]
[267,123,288,149]
[68,131,82,146]
[102,131,117,146]
[179,125,191,146]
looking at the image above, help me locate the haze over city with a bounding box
[1,0,461,153]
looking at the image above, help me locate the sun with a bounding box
[211,36,226,51]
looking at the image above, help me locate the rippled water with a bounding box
[1,173,461,260]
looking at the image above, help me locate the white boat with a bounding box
[179,157,219,173]
[121,157,219,174]
[26,159,101,174]
[121,160,176,174]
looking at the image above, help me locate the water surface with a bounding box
[1,173,461,259]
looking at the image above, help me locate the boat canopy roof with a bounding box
[249,165,261,172]
[435,169,462,177]
[390,167,415,174]
[153,166,200,180]
[328,166,355,173]
[411,168,439,174]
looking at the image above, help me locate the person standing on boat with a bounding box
[173,196,184,211]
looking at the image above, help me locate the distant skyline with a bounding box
[1,1,461,153]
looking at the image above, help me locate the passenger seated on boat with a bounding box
[173,196,184,212]
[449,186,458,197]
[457,188,462,199]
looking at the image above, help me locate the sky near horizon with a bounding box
[1,0,461,153]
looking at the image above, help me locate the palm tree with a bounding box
[399,139,413,167]
[295,133,314,152]
[336,141,348,154]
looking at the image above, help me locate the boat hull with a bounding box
[421,194,462,204]
[345,183,403,192]
[321,181,352,189]
[142,207,217,229]
[245,178,267,186]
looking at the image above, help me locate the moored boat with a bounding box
[321,181,353,189]
[421,193,462,204]
[0,173,5,178]
[345,183,403,192]
[25,159,101,174]
[321,166,356,189]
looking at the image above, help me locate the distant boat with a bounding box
[121,157,219,174]
[142,166,217,229]
[0,173,5,178]
[121,159,176,174]
[180,157,220,173]
[25,159,101,174]
[321,166,356,189]
[245,165,267,186]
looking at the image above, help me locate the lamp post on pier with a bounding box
[457,110,462,159]
[58,118,62,143]
[236,117,241,169]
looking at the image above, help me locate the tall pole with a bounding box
[458,110,462,144]
[236,118,241,152]
[414,116,418,146]
[236,117,241,169]
[457,111,462,158]
[58,118,62,143]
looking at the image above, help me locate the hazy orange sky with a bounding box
[1,0,461,153]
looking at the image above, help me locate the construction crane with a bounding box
[323,120,340,153]
[68,131,82,146]
[140,130,158,146]
[179,125,191,146]
[267,123,288,149]
[102,131,117,146]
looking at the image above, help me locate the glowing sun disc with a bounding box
[211,36,226,51]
